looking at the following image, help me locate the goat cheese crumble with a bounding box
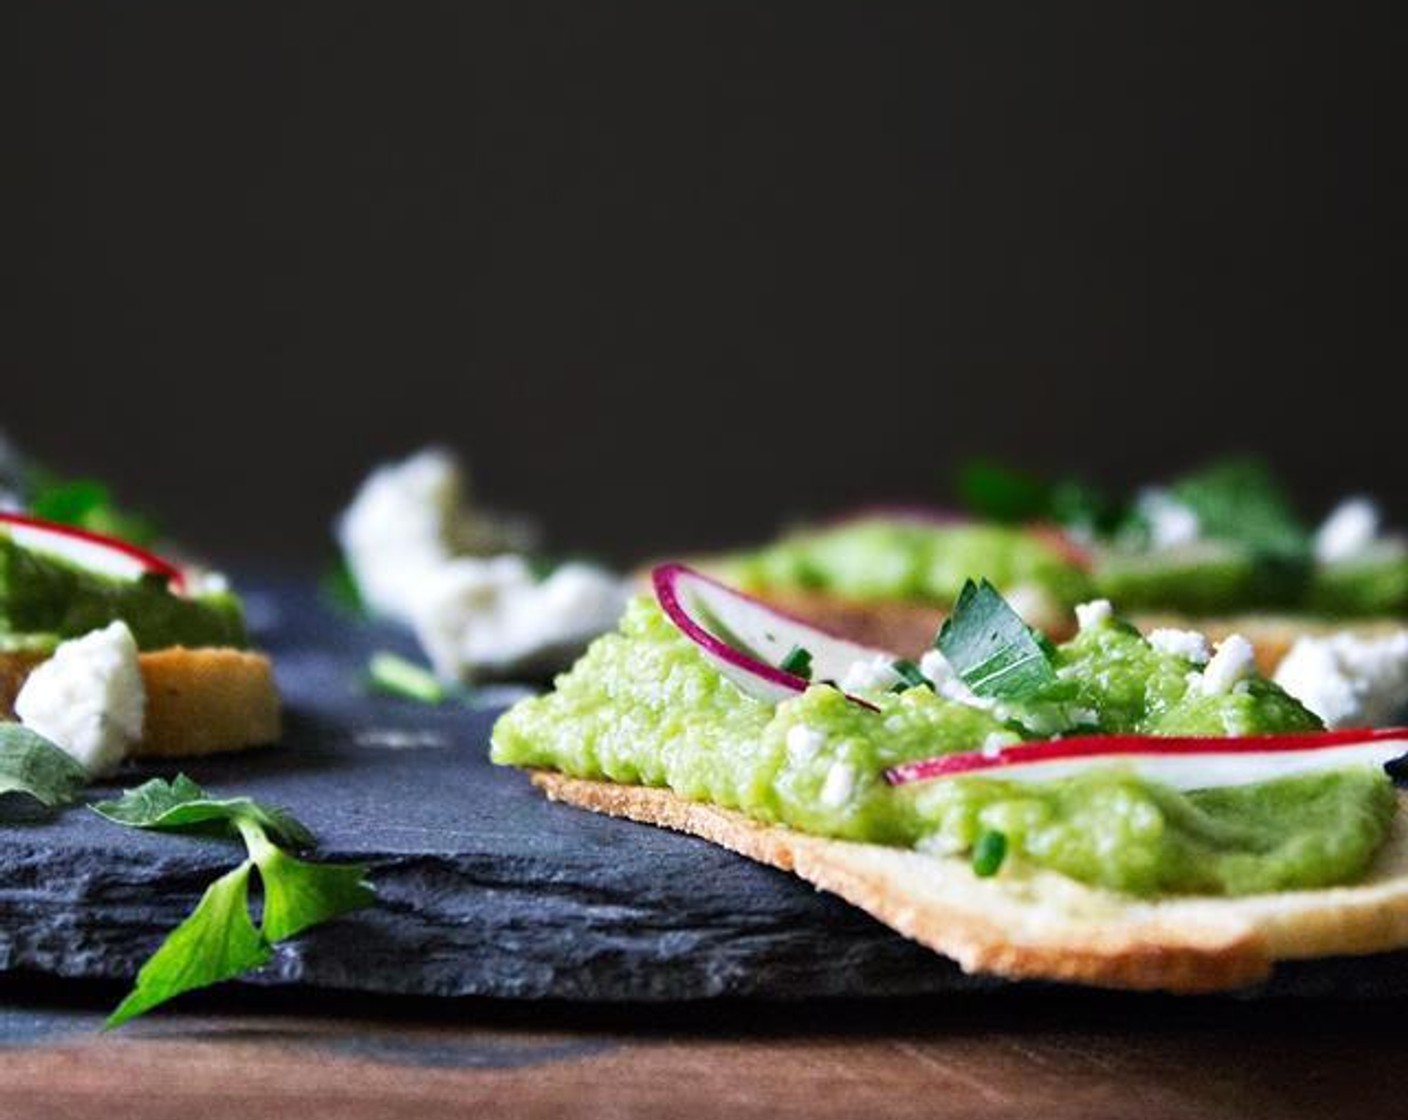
[1274,630,1408,729]
[339,448,628,679]
[14,621,146,776]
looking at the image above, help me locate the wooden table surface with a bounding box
[1,977,1399,1119]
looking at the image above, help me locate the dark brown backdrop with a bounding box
[4,3,1400,566]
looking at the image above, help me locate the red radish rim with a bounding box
[886,727,1408,786]
[652,562,880,709]
[0,512,186,591]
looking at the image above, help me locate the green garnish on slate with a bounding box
[779,644,813,680]
[936,578,1058,701]
[92,775,374,1027]
[368,650,448,704]
[0,724,88,809]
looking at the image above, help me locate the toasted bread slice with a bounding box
[133,647,281,757]
[532,772,1408,993]
[1,647,281,758]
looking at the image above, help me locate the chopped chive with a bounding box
[971,830,1008,877]
[367,652,447,704]
[779,644,813,680]
[889,659,933,692]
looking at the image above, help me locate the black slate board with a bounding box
[4,577,1408,1002]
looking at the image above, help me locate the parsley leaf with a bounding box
[0,724,88,810]
[27,475,159,546]
[91,775,315,849]
[1169,458,1310,561]
[935,579,1058,701]
[239,830,377,942]
[957,460,1051,523]
[93,776,374,1025]
[957,459,1120,535]
[105,862,271,1029]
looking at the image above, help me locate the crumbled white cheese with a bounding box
[918,648,990,709]
[1195,634,1257,696]
[339,448,622,677]
[1148,627,1212,665]
[1273,630,1408,729]
[1314,497,1381,565]
[785,724,827,763]
[336,448,534,625]
[180,565,231,597]
[918,649,955,689]
[1074,599,1113,632]
[14,622,145,777]
[818,761,856,808]
[981,733,1011,759]
[411,557,629,680]
[336,448,477,624]
[1135,489,1201,550]
[840,654,902,694]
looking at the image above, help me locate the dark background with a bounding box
[3,3,1400,568]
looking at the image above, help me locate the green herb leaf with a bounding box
[778,645,813,680]
[957,460,1051,523]
[889,659,933,692]
[936,579,1058,701]
[240,825,375,943]
[958,460,1120,536]
[367,651,447,704]
[1169,458,1310,561]
[98,776,373,1026]
[0,724,88,809]
[91,776,315,851]
[105,861,272,1028]
[29,477,159,546]
[972,830,1008,877]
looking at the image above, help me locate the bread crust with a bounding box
[1,647,281,757]
[133,647,281,757]
[531,772,1408,993]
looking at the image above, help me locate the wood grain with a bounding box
[0,987,1400,1120]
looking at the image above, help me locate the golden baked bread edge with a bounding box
[531,772,1408,993]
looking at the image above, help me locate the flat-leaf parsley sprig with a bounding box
[91,775,374,1027]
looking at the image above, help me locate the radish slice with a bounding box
[885,727,1408,792]
[653,562,887,706]
[0,512,185,591]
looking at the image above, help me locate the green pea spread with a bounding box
[0,533,247,651]
[721,519,1091,608]
[493,598,1397,897]
[716,516,1408,619]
